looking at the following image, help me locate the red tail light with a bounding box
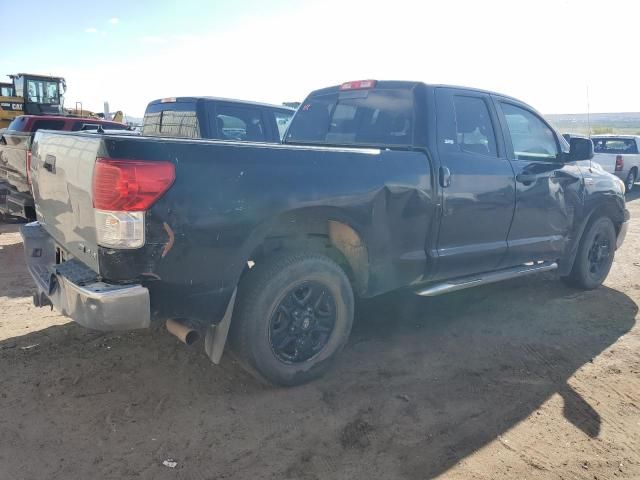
[26,151,32,185]
[92,158,175,211]
[339,79,377,91]
[615,155,624,171]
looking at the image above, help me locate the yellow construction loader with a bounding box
[0,73,67,128]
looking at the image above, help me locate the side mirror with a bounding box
[568,137,594,162]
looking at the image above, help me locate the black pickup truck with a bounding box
[22,80,629,386]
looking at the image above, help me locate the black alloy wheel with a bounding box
[269,281,337,363]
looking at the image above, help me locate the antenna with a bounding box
[587,85,593,172]
[586,85,591,137]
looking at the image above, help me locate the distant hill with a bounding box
[546,112,640,135]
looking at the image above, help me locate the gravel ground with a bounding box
[0,193,639,480]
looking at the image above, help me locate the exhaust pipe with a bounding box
[166,319,200,346]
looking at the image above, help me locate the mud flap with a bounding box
[204,287,237,364]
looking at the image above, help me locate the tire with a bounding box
[230,252,354,386]
[624,169,637,193]
[561,216,616,290]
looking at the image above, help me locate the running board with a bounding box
[415,262,558,297]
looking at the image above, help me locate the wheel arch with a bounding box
[240,206,370,296]
[558,197,625,276]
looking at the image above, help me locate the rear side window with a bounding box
[592,138,638,154]
[273,110,294,140]
[285,88,414,147]
[215,105,266,142]
[500,103,559,161]
[453,96,497,156]
[142,104,200,138]
[31,120,66,132]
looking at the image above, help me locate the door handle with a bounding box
[516,173,536,185]
[43,154,56,173]
[439,166,451,188]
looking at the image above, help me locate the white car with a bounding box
[591,135,640,192]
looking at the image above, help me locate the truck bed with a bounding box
[30,130,433,321]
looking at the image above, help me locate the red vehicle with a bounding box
[0,115,129,220]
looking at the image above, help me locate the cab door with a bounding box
[433,88,516,279]
[495,99,583,266]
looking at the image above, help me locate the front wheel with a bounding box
[561,216,616,290]
[230,252,354,386]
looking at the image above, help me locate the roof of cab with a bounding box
[591,134,640,139]
[306,80,538,115]
[147,96,295,112]
[11,114,125,126]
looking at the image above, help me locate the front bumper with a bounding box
[20,222,150,331]
[617,209,630,249]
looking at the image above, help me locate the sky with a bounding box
[1,0,639,118]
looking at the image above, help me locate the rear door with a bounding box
[433,88,516,279]
[495,99,582,266]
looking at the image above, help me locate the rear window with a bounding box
[71,121,128,131]
[31,120,66,132]
[592,138,638,155]
[142,102,200,139]
[285,88,414,147]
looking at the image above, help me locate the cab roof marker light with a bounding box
[160,97,177,103]
[339,80,377,91]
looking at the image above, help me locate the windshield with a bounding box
[285,88,414,147]
[25,78,61,105]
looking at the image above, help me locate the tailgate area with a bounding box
[21,221,150,331]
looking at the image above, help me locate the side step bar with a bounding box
[415,261,558,297]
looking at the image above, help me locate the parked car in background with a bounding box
[0,115,129,220]
[22,80,628,386]
[141,97,295,142]
[590,135,640,193]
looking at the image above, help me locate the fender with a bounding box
[558,196,626,276]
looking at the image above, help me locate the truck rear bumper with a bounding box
[20,222,150,331]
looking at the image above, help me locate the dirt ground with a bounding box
[1,196,639,480]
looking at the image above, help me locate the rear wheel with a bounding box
[561,216,616,290]
[624,169,637,193]
[230,252,354,386]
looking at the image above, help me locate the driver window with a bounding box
[500,103,559,161]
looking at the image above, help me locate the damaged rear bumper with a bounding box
[20,221,150,331]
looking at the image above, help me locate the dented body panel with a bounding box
[31,133,434,323]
